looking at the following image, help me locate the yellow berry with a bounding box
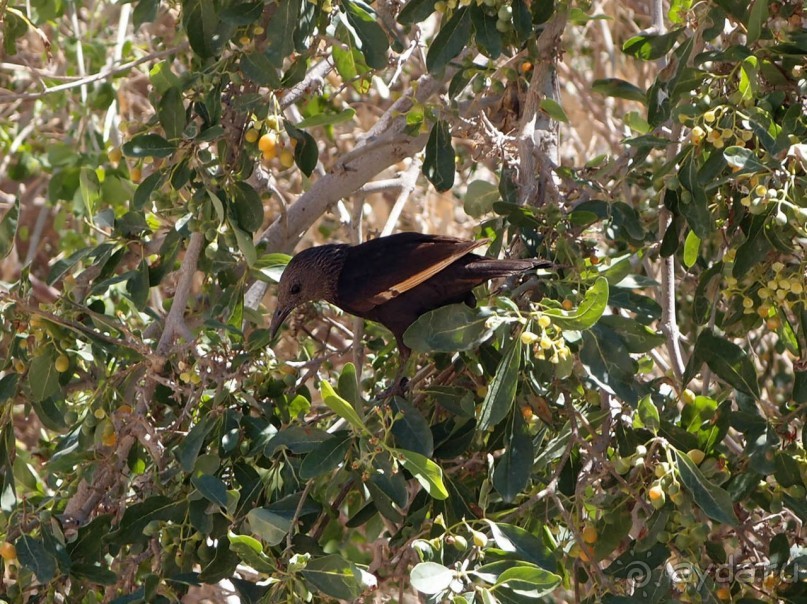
[130,166,142,182]
[681,388,696,405]
[279,148,295,169]
[55,354,70,373]
[537,315,552,329]
[258,132,277,153]
[520,331,539,345]
[245,128,260,143]
[686,449,705,465]
[102,431,118,447]
[107,147,122,163]
[703,110,716,123]
[14,359,26,373]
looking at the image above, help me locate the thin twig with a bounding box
[0,44,189,101]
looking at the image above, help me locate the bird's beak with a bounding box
[269,307,291,339]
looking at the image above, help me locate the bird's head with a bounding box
[269,245,344,339]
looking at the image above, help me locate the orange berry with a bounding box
[581,525,598,544]
[102,431,118,447]
[562,299,574,310]
[520,61,533,73]
[648,485,664,501]
[0,542,16,560]
[130,166,142,182]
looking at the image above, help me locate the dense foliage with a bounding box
[1,0,806,601]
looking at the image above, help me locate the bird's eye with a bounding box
[290,283,302,295]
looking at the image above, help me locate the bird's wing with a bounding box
[338,233,488,312]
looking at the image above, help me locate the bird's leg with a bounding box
[370,341,412,403]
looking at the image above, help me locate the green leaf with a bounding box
[492,412,533,502]
[634,395,660,433]
[232,225,257,267]
[426,7,471,74]
[622,29,683,60]
[299,432,352,480]
[343,0,389,69]
[284,122,319,176]
[544,276,609,331]
[182,0,226,58]
[191,473,230,508]
[391,397,434,457]
[228,533,276,572]
[396,448,449,499]
[723,145,767,173]
[464,179,499,217]
[470,4,502,59]
[80,167,100,218]
[511,0,532,42]
[265,0,301,66]
[592,78,647,103]
[422,119,455,192]
[296,108,356,129]
[677,154,713,239]
[682,229,700,268]
[493,563,562,597]
[0,373,18,404]
[747,0,768,44]
[598,315,664,353]
[122,133,176,158]
[320,380,367,434]
[404,303,493,353]
[0,198,19,259]
[398,0,437,25]
[539,98,568,123]
[176,416,214,472]
[675,449,738,526]
[28,349,61,403]
[246,508,292,546]
[484,521,556,571]
[478,335,521,431]
[301,555,365,600]
[231,181,264,233]
[240,50,281,87]
[692,330,760,398]
[411,561,453,595]
[113,496,187,544]
[337,362,361,410]
[126,259,150,310]
[16,536,57,582]
[132,171,162,210]
[158,86,186,140]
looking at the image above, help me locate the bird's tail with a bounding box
[466,258,554,279]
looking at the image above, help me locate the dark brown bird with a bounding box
[269,232,550,363]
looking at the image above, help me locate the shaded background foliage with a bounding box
[1,0,806,602]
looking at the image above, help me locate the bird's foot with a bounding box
[371,376,409,404]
